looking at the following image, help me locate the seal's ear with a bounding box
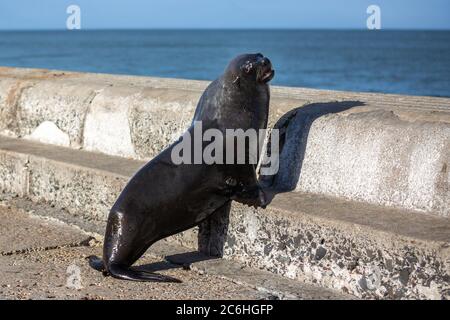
[232,76,240,87]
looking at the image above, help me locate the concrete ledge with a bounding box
[267,104,450,217]
[0,136,448,299]
[1,67,449,216]
[0,67,201,158]
[226,193,449,299]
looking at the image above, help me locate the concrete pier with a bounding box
[0,67,449,299]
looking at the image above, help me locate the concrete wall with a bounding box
[1,136,448,299]
[0,66,449,217]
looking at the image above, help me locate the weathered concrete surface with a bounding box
[0,67,200,158]
[0,135,141,221]
[0,198,350,300]
[84,86,198,158]
[224,194,450,300]
[0,248,267,300]
[1,67,449,216]
[0,204,89,255]
[0,136,448,299]
[265,105,450,217]
[24,121,71,147]
[0,72,100,148]
[0,150,28,197]
[0,203,266,300]
[153,243,353,300]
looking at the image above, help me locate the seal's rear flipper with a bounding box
[88,255,107,275]
[109,264,182,283]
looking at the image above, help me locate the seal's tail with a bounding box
[108,263,182,283]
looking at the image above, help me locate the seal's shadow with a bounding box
[139,101,365,270]
[260,100,365,196]
[134,251,214,273]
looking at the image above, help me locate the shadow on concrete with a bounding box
[134,260,181,272]
[135,251,217,273]
[166,250,217,265]
[259,100,365,203]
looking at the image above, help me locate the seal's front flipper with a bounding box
[108,264,182,283]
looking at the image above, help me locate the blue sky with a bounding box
[0,0,449,30]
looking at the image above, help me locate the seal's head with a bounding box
[226,53,275,85]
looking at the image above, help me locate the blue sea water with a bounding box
[0,30,449,97]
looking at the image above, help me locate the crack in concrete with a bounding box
[5,81,34,133]
[79,88,102,149]
[0,235,98,257]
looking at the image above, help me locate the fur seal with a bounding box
[89,53,275,282]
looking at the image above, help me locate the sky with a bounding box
[0,0,449,30]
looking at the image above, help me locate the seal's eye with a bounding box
[240,61,253,74]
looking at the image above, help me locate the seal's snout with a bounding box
[257,56,275,84]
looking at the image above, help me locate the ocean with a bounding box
[0,30,449,97]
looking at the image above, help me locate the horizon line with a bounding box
[1,27,450,32]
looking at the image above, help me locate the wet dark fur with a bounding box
[89,53,274,282]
